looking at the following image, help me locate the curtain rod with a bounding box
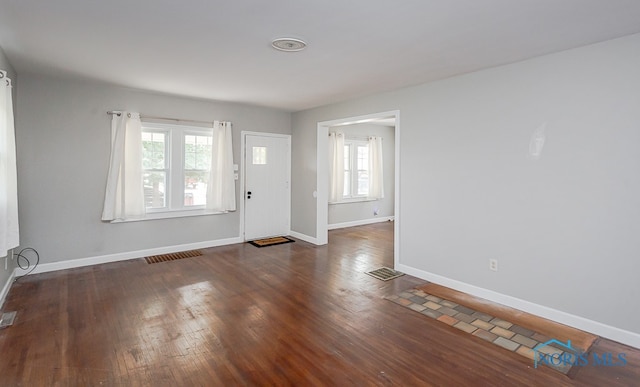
[328,132,374,141]
[107,111,225,127]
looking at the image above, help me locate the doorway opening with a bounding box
[316,110,400,268]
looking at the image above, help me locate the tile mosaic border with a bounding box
[386,288,591,375]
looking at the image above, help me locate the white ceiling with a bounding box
[1,1,640,112]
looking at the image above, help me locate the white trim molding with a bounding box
[13,237,243,277]
[0,270,16,309]
[288,231,319,245]
[397,263,640,350]
[328,216,394,230]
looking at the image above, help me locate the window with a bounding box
[184,133,212,206]
[142,122,212,213]
[103,113,234,222]
[343,140,369,199]
[142,131,167,208]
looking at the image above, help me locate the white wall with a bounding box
[15,74,291,265]
[0,45,17,305]
[291,34,640,341]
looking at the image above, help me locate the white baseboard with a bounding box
[328,216,394,230]
[288,231,320,245]
[289,216,395,244]
[13,237,243,277]
[0,270,16,310]
[397,263,640,350]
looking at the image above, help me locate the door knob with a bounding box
[247,191,252,199]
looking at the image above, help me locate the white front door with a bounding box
[244,133,291,240]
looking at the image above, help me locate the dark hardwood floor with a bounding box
[0,222,638,386]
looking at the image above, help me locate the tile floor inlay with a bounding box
[385,288,593,376]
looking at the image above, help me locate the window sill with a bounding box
[110,209,230,223]
[329,197,379,205]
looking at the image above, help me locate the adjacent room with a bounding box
[1,1,640,385]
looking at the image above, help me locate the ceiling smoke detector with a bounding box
[271,38,307,52]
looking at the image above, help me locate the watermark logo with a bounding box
[533,339,627,369]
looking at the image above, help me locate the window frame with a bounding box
[142,128,170,210]
[337,139,371,203]
[141,121,216,219]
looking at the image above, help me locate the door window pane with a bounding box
[253,146,267,164]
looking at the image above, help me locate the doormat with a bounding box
[366,267,404,281]
[145,250,203,264]
[385,288,596,377]
[248,236,295,248]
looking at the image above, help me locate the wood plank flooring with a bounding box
[0,222,638,386]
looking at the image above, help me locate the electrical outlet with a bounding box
[489,259,498,272]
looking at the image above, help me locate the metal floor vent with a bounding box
[145,250,203,264]
[365,267,404,281]
[0,311,17,328]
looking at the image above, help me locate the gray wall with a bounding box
[15,74,290,264]
[0,44,17,298]
[291,33,640,334]
[328,123,394,225]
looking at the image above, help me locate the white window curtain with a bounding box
[101,111,145,221]
[206,121,236,212]
[368,136,384,199]
[328,131,345,202]
[0,71,19,257]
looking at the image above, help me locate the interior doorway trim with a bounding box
[316,110,400,268]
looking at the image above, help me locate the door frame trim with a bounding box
[240,131,292,241]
